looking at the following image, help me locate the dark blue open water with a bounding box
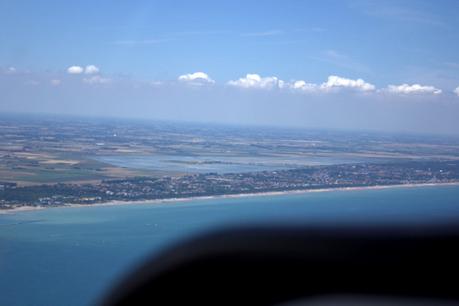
[1,185,459,306]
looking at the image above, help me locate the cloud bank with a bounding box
[4,66,455,97]
[228,74,375,93]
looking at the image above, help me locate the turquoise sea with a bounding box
[1,185,459,306]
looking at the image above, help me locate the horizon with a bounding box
[2,110,459,140]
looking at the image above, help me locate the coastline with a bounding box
[2,181,459,215]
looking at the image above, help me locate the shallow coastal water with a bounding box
[1,185,459,306]
[94,154,376,173]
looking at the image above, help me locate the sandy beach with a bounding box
[1,181,459,215]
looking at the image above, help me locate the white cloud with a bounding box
[288,75,375,93]
[178,72,215,85]
[227,74,284,89]
[67,65,99,74]
[84,65,99,74]
[67,66,84,74]
[386,83,442,95]
[454,86,459,96]
[278,79,286,89]
[288,80,319,92]
[320,75,375,92]
[50,79,61,86]
[83,75,111,84]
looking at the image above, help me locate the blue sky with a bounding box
[1,0,459,134]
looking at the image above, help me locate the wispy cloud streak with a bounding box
[241,30,283,37]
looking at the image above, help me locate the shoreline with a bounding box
[2,181,459,215]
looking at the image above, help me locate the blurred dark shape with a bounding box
[101,224,459,306]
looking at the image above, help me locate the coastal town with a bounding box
[2,160,459,209]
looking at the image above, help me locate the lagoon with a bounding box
[94,153,377,174]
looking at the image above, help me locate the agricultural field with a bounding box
[1,114,459,186]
